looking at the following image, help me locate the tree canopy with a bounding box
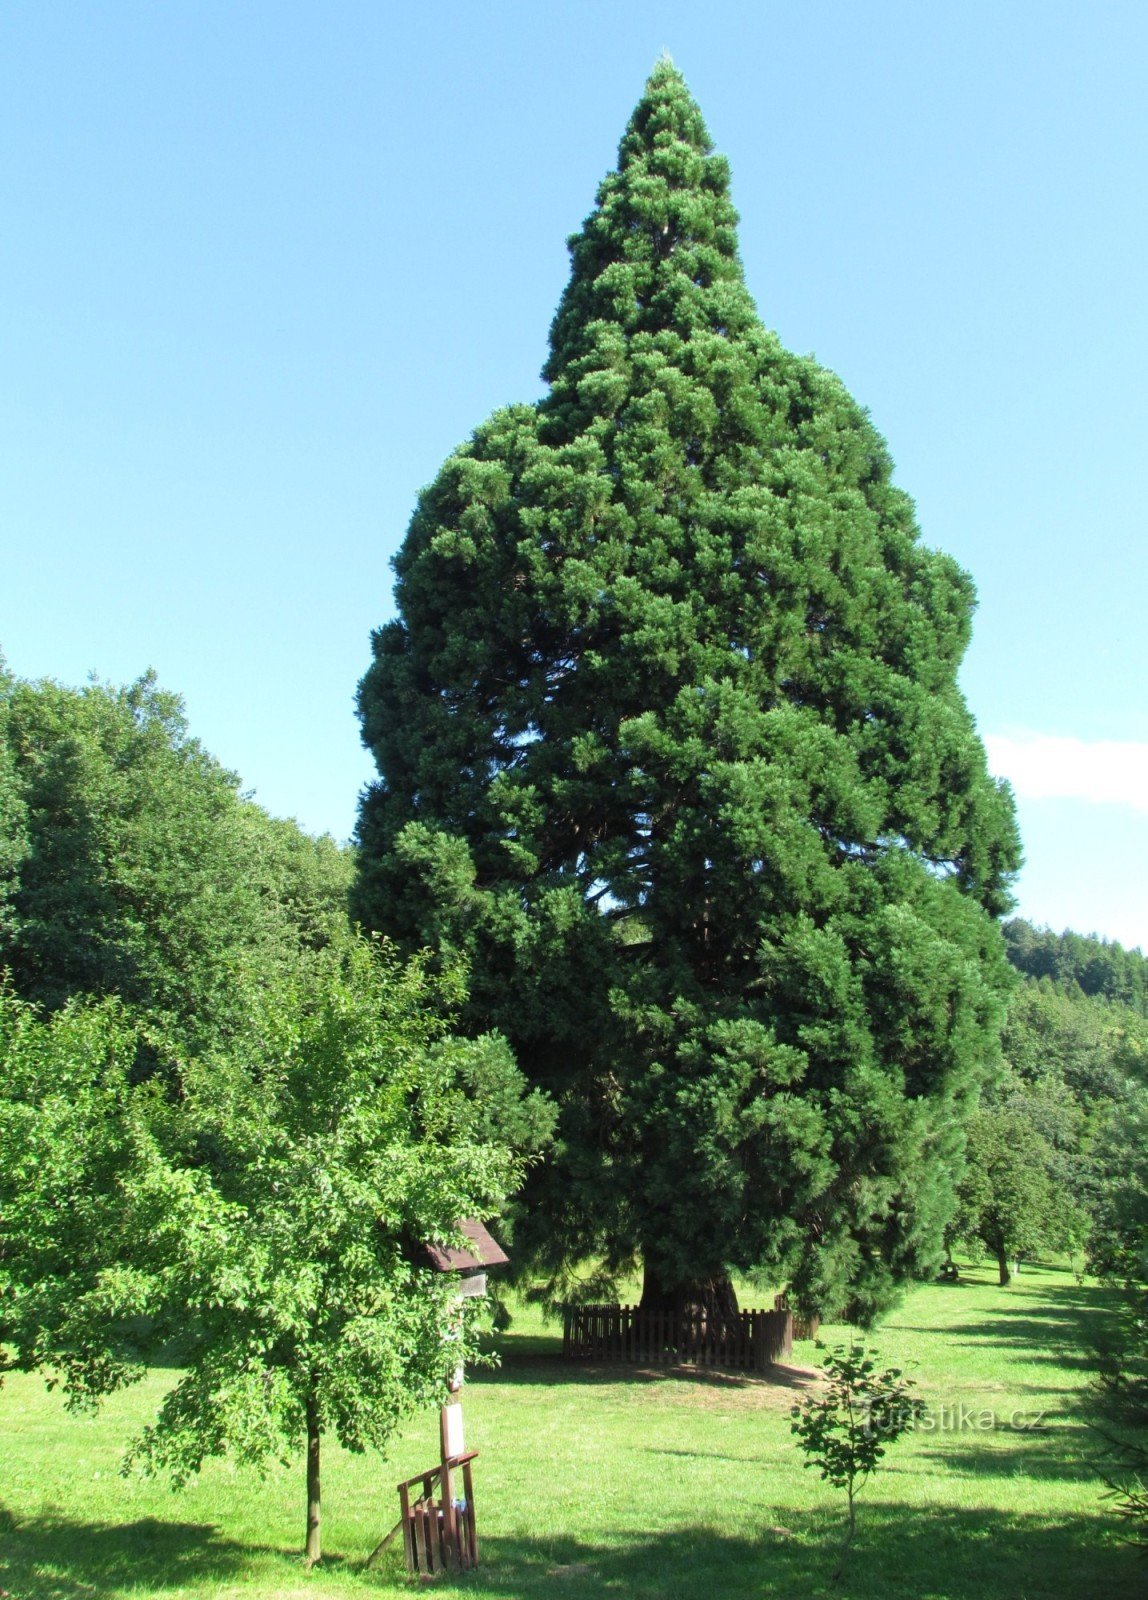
[0,938,552,1562]
[0,665,353,1046]
[943,943,1147,1284]
[948,1099,1085,1284]
[354,61,1020,1321]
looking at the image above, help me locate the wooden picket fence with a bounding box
[562,1303,793,1370]
[774,1293,821,1342]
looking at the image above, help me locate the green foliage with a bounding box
[241,810,356,963]
[1001,981,1145,1106]
[1086,1072,1148,1550]
[948,1097,1087,1283]
[354,62,1019,1318]
[966,976,1148,1285]
[790,1340,925,1576]
[1108,1465,1148,1556]
[0,988,153,1396]
[0,667,353,1045]
[0,939,552,1557]
[1004,918,1148,1016]
[1089,1089,1148,1287]
[0,656,29,939]
[1092,1275,1148,1536]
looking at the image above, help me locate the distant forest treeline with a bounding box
[1003,919,1148,1015]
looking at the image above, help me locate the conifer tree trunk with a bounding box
[640,1263,740,1335]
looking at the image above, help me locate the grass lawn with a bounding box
[1,1262,1141,1599]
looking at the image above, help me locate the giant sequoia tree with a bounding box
[355,63,1020,1322]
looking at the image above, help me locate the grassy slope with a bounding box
[0,1263,1141,1600]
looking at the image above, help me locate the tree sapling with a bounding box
[791,1341,925,1580]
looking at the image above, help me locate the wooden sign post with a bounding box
[437,1400,473,1569]
[387,1219,508,1576]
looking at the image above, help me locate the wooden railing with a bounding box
[562,1303,793,1369]
[396,1452,478,1576]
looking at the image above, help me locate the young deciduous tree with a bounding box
[354,62,1019,1323]
[790,1342,925,1579]
[0,939,551,1564]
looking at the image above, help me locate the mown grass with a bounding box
[1,1262,1141,1599]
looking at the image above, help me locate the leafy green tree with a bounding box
[241,809,355,964]
[0,988,146,1397]
[790,1341,924,1578]
[948,1096,1087,1283]
[0,659,28,941]
[1089,1086,1148,1287]
[355,62,1019,1323]
[988,980,1147,1265]
[0,939,551,1564]
[0,668,353,1045]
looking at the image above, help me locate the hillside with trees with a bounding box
[1004,917,1148,1015]
[947,924,1148,1285]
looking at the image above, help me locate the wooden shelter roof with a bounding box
[424,1218,509,1274]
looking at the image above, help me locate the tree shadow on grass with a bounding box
[476,1341,818,1397]
[469,1503,1141,1600]
[911,1440,1104,1485]
[898,1274,1124,1354]
[0,1498,1136,1600]
[0,1506,331,1599]
[897,1297,1121,1373]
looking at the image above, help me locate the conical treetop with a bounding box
[356,65,1019,1322]
[544,61,757,401]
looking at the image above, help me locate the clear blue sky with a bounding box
[3,2,1145,949]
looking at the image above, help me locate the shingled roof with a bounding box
[424,1218,509,1273]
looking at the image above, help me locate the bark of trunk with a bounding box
[304,1392,321,1566]
[997,1249,1012,1287]
[639,1263,741,1338]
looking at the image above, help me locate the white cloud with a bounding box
[984,734,1148,814]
